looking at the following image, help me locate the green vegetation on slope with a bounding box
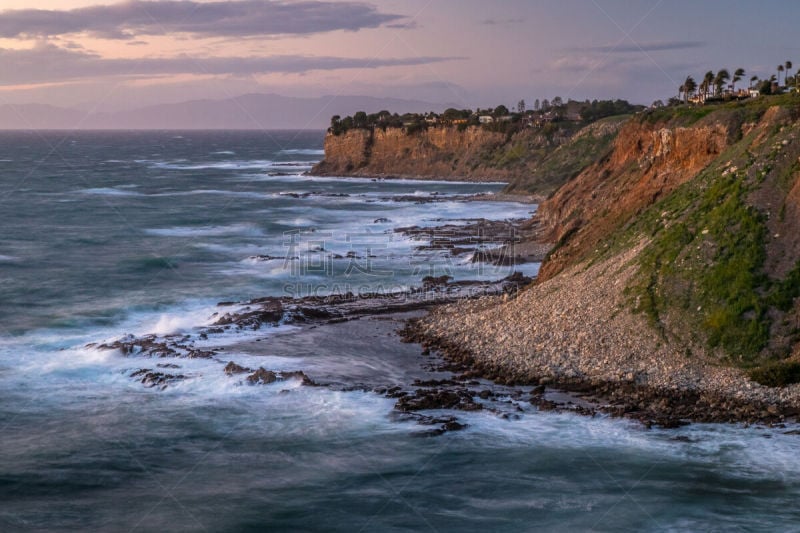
[632,164,770,360]
[503,116,628,196]
[644,93,798,127]
[592,99,800,379]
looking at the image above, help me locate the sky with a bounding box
[0,0,798,112]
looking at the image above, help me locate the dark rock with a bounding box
[98,336,179,358]
[130,369,185,389]
[386,386,406,398]
[442,420,467,432]
[412,378,456,387]
[395,388,481,412]
[224,361,251,375]
[531,384,546,394]
[280,370,315,386]
[247,368,278,385]
[421,275,452,290]
[186,349,216,359]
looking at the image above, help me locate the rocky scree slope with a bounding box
[423,97,800,396]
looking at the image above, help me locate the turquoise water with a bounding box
[1,130,799,532]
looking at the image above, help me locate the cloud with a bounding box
[547,55,611,73]
[540,51,703,101]
[0,43,461,86]
[0,0,407,40]
[569,41,707,53]
[481,18,525,26]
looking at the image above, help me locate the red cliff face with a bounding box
[537,119,733,281]
[312,126,509,181]
[312,128,373,174]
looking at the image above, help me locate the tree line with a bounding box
[328,99,642,136]
[678,61,796,103]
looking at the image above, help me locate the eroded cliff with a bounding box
[537,114,735,280]
[313,126,494,180]
[417,97,800,407]
[504,99,800,371]
[311,120,625,196]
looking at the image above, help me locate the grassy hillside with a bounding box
[502,115,628,196]
[562,96,800,381]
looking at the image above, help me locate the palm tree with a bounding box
[732,68,745,92]
[701,70,715,98]
[683,75,697,103]
[778,64,785,86]
[786,61,793,83]
[714,69,730,96]
[750,75,759,89]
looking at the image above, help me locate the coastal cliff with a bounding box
[311,119,625,196]
[312,126,504,180]
[411,96,800,421]
[536,113,734,280]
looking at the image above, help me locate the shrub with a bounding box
[748,361,800,387]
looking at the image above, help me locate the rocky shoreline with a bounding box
[88,192,800,429]
[404,242,800,428]
[93,237,800,430]
[90,274,549,434]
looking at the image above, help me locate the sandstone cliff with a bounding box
[311,119,625,196]
[537,114,734,280]
[312,126,506,181]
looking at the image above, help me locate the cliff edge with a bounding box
[414,96,800,421]
[311,118,626,197]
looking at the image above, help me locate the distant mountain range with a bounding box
[0,93,457,130]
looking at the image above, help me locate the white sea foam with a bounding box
[269,160,315,167]
[77,187,145,197]
[151,160,275,170]
[219,261,294,279]
[194,324,300,349]
[279,148,325,156]
[194,242,267,255]
[0,254,19,262]
[145,223,264,238]
[452,408,800,477]
[291,217,316,226]
[150,307,217,335]
[152,189,270,199]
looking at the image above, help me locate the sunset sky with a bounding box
[0,0,798,111]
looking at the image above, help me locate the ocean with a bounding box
[1,130,799,531]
